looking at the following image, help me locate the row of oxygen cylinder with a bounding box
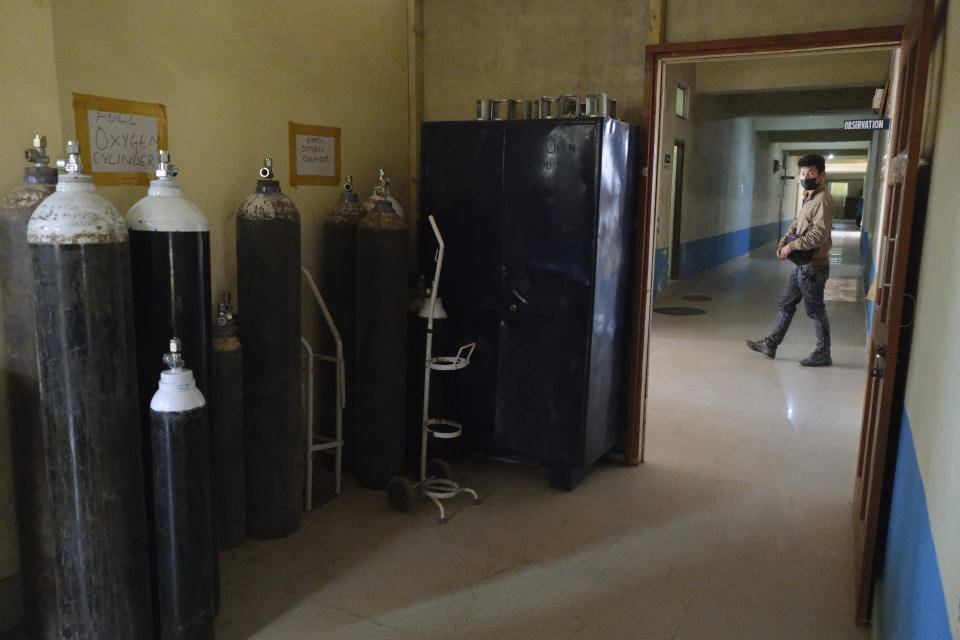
[0,135,407,640]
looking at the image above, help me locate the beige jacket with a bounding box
[778,183,834,266]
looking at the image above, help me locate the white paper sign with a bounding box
[87,109,160,173]
[295,134,336,177]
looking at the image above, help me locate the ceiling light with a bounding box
[828,153,835,159]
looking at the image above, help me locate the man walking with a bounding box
[747,154,834,367]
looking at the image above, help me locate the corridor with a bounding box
[207,232,870,640]
[645,228,869,638]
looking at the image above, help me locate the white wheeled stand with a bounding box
[301,267,345,511]
[386,215,479,523]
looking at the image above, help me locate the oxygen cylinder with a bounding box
[125,150,216,622]
[321,175,366,473]
[0,135,58,639]
[150,338,217,640]
[27,141,153,638]
[211,292,246,549]
[355,192,408,489]
[236,157,303,538]
[362,168,405,219]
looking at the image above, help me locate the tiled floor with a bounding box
[1,233,869,640]
[204,230,871,639]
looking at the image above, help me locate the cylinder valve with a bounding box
[24,135,50,166]
[216,292,234,327]
[55,140,83,174]
[163,337,185,370]
[155,150,179,180]
[259,157,273,179]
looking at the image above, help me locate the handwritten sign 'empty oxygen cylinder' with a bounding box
[73,93,168,187]
[288,121,341,187]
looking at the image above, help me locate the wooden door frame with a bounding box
[624,23,905,462]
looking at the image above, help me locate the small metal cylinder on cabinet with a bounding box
[211,293,246,549]
[27,141,153,638]
[0,135,58,639]
[355,195,408,489]
[150,338,217,640]
[236,158,303,538]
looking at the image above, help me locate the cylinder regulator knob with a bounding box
[259,157,273,179]
[55,140,83,174]
[25,134,50,166]
[155,150,179,179]
[162,337,185,371]
[216,292,234,327]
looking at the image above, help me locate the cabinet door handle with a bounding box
[511,288,530,305]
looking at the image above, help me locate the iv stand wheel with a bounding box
[426,458,453,481]
[386,476,416,512]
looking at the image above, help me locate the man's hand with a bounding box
[777,244,793,260]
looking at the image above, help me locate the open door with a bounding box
[625,25,904,466]
[852,0,934,624]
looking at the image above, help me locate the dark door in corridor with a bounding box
[669,139,685,280]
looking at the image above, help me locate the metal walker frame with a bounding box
[301,267,345,511]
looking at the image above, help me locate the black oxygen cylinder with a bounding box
[356,195,409,489]
[149,338,217,640]
[0,135,58,639]
[125,150,217,626]
[321,176,366,473]
[211,293,246,549]
[27,141,153,638]
[236,158,303,538]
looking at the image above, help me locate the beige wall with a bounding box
[666,0,909,42]
[49,0,411,314]
[695,49,890,94]
[0,0,63,587]
[423,0,649,123]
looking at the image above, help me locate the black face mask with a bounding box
[800,177,819,190]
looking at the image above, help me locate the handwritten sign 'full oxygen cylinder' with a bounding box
[73,93,168,186]
[87,110,159,172]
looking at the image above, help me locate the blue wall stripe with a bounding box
[878,411,952,640]
[653,247,669,297]
[677,220,781,280]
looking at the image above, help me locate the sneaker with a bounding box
[798,352,832,367]
[746,337,776,359]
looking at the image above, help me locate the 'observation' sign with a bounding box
[843,119,891,131]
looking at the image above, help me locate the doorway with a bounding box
[624,19,932,627]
